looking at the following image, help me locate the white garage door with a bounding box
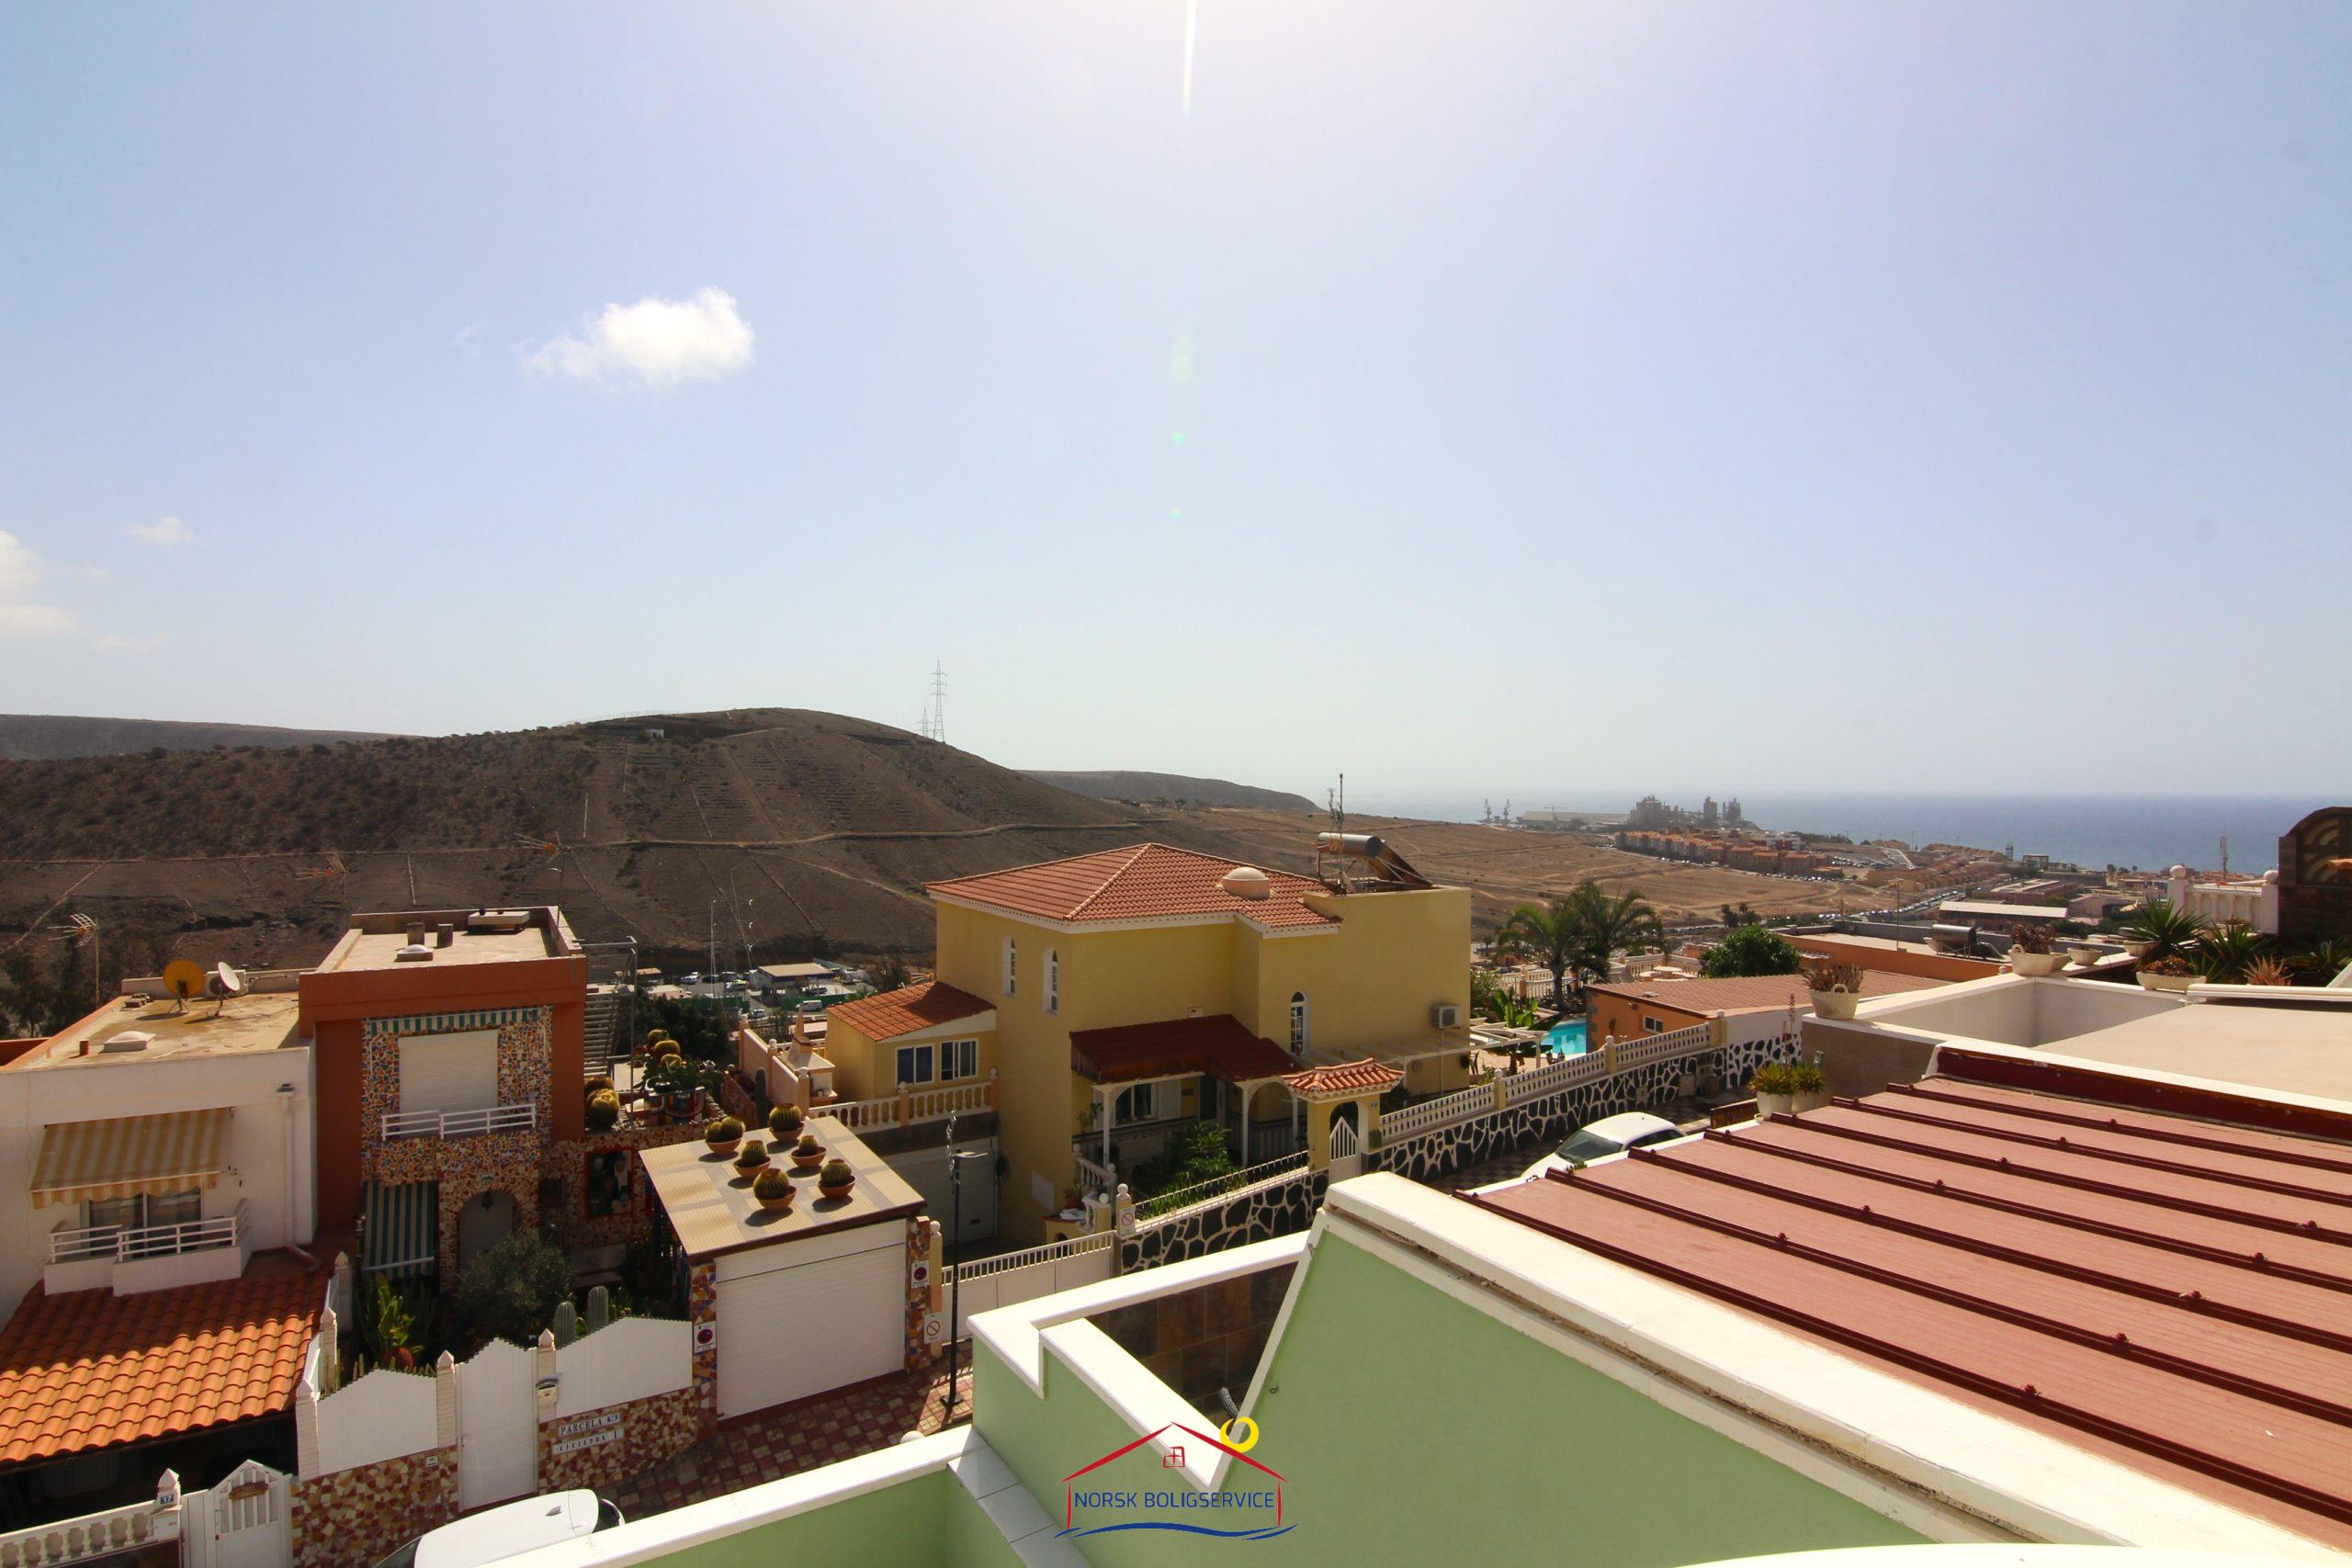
[399,1030,498,1116]
[717,1235,905,1418]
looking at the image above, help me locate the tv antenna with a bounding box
[1327,773,1345,832]
[40,913,102,1006]
[295,852,347,882]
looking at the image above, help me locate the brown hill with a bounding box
[0,713,395,761]
[1021,770,1316,812]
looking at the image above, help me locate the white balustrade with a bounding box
[1375,1082,1491,1141]
[0,1478,178,1565]
[946,1228,1114,1283]
[1133,1152,1309,1222]
[49,1201,244,1266]
[1073,1150,1117,1197]
[379,1102,536,1140]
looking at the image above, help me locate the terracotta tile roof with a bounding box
[826,981,991,1043]
[1466,1077,2352,1547]
[926,845,1338,931]
[1586,969,1942,1017]
[0,1271,322,1465]
[1282,1058,1403,1098]
[1069,1015,1299,1085]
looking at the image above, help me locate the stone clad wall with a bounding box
[290,1446,456,1568]
[1118,1169,1326,1273]
[1369,1033,1800,1185]
[537,1386,706,1496]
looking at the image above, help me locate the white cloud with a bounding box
[129,514,193,546]
[0,530,78,637]
[95,631,168,653]
[524,288,754,388]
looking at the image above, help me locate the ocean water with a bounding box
[1351,793,2328,874]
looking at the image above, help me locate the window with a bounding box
[1288,992,1309,1054]
[1114,1082,1159,1124]
[1002,937,1018,998]
[85,1194,142,1235]
[84,1190,198,1235]
[1045,949,1059,1015]
[1641,1015,1666,1034]
[896,1043,936,1087]
[941,1039,978,1080]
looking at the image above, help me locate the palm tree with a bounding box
[1564,880,1664,995]
[2190,920,2267,983]
[1494,900,1582,1011]
[2122,900,2203,963]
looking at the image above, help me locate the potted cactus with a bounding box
[818,1157,856,1199]
[2007,923,2064,976]
[752,1167,797,1213]
[705,1116,744,1157]
[767,1104,805,1142]
[1799,957,1865,1021]
[789,1133,825,1173]
[585,1088,621,1134]
[732,1137,770,1176]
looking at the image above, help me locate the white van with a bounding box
[372,1491,622,1568]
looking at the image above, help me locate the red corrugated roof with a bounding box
[0,1271,322,1465]
[1283,1058,1402,1098]
[826,980,991,1043]
[1069,1015,1299,1084]
[927,845,1337,930]
[1465,1077,2352,1547]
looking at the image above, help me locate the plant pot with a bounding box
[1756,1090,1794,1119]
[2139,970,2195,993]
[1809,989,1860,1021]
[791,1151,824,1174]
[707,1137,741,1158]
[819,1175,854,1200]
[666,1089,697,1117]
[756,1190,796,1213]
[1792,1089,1831,1114]
[2120,940,2154,959]
[2069,946,2106,969]
[2009,951,2064,976]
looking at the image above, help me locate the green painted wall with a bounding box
[655,1466,1021,1567]
[976,1237,1928,1567]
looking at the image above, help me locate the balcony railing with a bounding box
[380,1102,537,1141]
[50,1201,245,1266]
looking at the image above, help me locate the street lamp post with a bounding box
[944,1115,989,1422]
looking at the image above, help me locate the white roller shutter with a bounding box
[398,1031,498,1116]
[716,1233,905,1417]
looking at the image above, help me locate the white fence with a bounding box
[49,1199,246,1264]
[1132,1152,1308,1222]
[1377,1081,1493,1141]
[0,1477,179,1567]
[182,1461,289,1568]
[554,1316,694,1416]
[944,1230,1116,1335]
[381,1102,536,1140]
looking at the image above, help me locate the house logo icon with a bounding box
[1057,1420,1292,1540]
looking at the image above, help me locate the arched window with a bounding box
[1288,991,1309,1054]
[1046,949,1059,1015]
[1002,936,1018,998]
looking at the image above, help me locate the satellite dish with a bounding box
[213,962,245,997]
[161,960,206,1013]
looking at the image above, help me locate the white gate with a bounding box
[183,1460,289,1568]
[1329,1115,1363,1181]
[457,1337,538,1510]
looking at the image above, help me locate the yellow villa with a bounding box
[823,838,1472,1241]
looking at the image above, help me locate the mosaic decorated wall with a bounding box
[902,1216,935,1371]
[537,1385,707,1495]
[689,1258,718,1423]
[290,1446,456,1568]
[361,1007,556,1279]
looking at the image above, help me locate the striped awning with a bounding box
[363,1180,439,1279]
[31,1109,231,1209]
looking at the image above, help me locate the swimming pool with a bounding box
[1543,1019,1589,1056]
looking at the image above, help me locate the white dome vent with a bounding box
[1220,865,1272,900]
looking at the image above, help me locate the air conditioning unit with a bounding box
[1430,1002,1463,1030]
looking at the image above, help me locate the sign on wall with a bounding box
[551,1411,623,1457]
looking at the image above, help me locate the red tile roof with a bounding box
[1466,1077,2352,1547]
[1069,1015,1299,1085]
[0,1271,322,1465]
[927,845,1338,931]
[826,981,991,1043]
[1283,1058,1403,1098]
[1587,969,1942,1017]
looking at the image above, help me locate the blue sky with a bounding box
[4,2,2347,797]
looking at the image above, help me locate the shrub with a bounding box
[767,1104,805,1140]
[819,1158,854,1187]
[705,1117,744,1146]
[585,1089,621,1133]
[753,1168,793,1201]
[2009,923,2054,954]
[2244,955,2298,987]
[2142,954,2195,976]
[1701,926,1802,978]
[1750,1061,1796,1096]
[455,1232,573,1348]
[1787,1061,1827,1094]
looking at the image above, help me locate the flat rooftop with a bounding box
[13,990,303,1068]
[1468,1077,2352,1547]
[313,908,572,974]
[1589,969,1945,1016]
[639,1114,923,1258]
[1938,900,2070,919]
[2029,1001,2352,1103]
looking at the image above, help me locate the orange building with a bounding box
[1784,931,2003,985]
[1585,969,1944,1043]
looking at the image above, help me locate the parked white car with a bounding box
[372,1490,621,1567]
[1521,1111,1686,1179]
